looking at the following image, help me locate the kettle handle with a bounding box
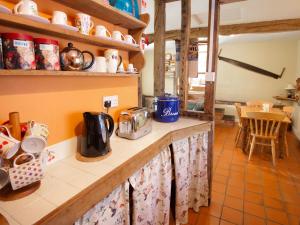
[82,51,95,70]
[104,114,114,137]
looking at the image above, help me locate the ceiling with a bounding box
[143,0,300,34]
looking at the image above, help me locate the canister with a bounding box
[2,33,36,70]
[154,95,180,123]
[34,38,60,70]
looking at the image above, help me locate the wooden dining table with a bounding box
[239,106,291,158]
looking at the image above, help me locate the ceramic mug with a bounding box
[0,126,20,159]
[95,56,107,72]
[52,11,67,25]
[13,152,35,167]
[262,103,270,112]
[112,31,125,41]
[104,49,122,73]
[95,25,111,38]
[21,121,49,154]
[127,63,137,73]
[124,35,137,45]
[14,0,38,16]
[75,13,94,35]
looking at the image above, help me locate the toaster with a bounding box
[117,107,152,140]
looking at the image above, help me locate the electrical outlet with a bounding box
[103,95,118,108]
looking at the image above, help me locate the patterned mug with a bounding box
[75,13,94,35]
[0,125,20,159]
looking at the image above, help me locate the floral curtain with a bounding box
[129,147,172,225]
[172,132,209,225]
[75,181,130,225]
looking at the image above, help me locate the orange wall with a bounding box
[0,77,138,145]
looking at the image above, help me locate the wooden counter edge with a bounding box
[35,121,212,225]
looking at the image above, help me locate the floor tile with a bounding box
[244,191,263,204]
[244,213,266,225]
[213,174,228,184]
[246,182,263,194]
[265,208,289,225]
[227,185,244,199]
[220,220,236,225]
[212,182,227,194]
[224,196,243,211]
[285,203,300,216]
[221,206,243,225]
[244,202,265,218]
[196,213,219,225]
[211,191,225,204]
[263,197,284,210]
[288,214,300,225]
[200,202,223,218]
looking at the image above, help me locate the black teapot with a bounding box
[60,43,95,71]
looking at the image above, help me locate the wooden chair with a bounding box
[234,103,242,146]
[247,112,285,166]
[283,106,294,119]
[246,100,274,108]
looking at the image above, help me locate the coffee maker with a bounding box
[80,112,114,157]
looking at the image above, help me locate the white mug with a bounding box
[124,35,137,45]
[95,56,107,72]
[127,63,137,73]
[104,49,122,73]
[13,153,35,167]
[14,0,38,16]
[21,121,49,154]
[112,31,125,41]
[95,25,111,38]
[262,103,270,112]
[52,11,67,25]
[0,126,20,159]
[75,13,94,35]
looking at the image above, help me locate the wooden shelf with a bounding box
[52,0,147,30]
[0,13,141,52]
[0,70,140,77]
[273,96,297,102]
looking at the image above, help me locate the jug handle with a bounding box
[104,114,114,137]
[13,1,23,14]
[118,55,123,69]
[82,51,95,70]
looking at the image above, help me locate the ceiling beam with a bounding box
[146,18,300,43]
[219,0,246,4]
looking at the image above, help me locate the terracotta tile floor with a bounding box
[171,123,300,225]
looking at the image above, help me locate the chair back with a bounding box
[246,112,284,138]
[283,106,294,118]
[246,100,274,108]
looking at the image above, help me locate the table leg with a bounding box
[278,123,288,159]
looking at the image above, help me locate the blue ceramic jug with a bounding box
[109,0,140,19]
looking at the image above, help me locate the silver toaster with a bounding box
[117,107,152,140]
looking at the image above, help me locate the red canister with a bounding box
[2,33,36,70]
[34,38,60,71]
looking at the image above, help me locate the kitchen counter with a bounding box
[0,118,211,225]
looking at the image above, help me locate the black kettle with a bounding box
[80,112,114,157]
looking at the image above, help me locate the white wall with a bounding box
[142,41,176,96]
[216,40,298,102]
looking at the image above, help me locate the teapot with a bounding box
[60,43,95,71]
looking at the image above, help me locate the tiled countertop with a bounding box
[0,118,211,225]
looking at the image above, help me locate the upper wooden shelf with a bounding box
[53,0,147,30]
[0,70,140,77]
[0,13,141,51]
[273,96,297,102]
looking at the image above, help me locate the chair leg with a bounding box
[235,127,241,146]
[246,135,252,153]
[271,139,276,166]
[284,136,289,157]
[248,137,256,162]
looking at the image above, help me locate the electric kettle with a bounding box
[80,112,114,157]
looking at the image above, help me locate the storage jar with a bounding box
[0,35,3,69]
[154,95,180,123]
[34,38,60,70]
[2,33,36,70]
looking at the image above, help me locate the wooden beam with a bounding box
[164,0,179,2]
[179,0,191,112]
[205,0,220,205]
[153,0,166,96]
[146,18,300,43]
